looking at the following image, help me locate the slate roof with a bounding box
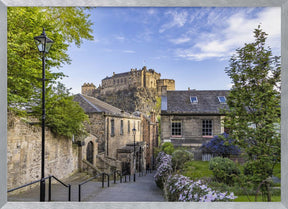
[162,90,230,115]
[74,94,129,116]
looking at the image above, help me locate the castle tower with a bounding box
[81,83,96,96]
[156,79,175,96]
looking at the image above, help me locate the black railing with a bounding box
[78,170,124,202]
[8,175,71,201]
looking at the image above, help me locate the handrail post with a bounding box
[107,174,110,187]
[120,174,122,183]
[114,172,116,184]
[48,176,51,201]
[78,184,81,202]
[102,173,105,188]
[68,184,71,201]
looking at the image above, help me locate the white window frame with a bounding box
[218,96,227,103]
[190,96,198,104]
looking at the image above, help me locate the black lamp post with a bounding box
[34,28,54,202]
[132,127,136,182]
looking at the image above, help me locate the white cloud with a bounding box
[159,10,188,33]
[115,35,125,41]
[175,7,281,61]
[170,37,191,44]
[123,50,136,54]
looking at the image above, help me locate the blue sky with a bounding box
[59,7,281,94]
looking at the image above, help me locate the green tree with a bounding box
[8,7,93,137]
[224,26,281,201]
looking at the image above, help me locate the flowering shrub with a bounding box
[154,152,173,189]
[166,174,237,202]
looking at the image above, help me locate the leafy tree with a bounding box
[201,133,241,157]
[161,142,175,155]
[31,82,88,138]
[224,25,281,201]
[7,7,93,137]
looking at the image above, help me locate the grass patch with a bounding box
[181,161,213,180]
[234,195,281,202]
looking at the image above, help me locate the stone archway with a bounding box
[86,141,94,164]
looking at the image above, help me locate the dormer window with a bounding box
[190,96,198,104]
[218,96,226,103]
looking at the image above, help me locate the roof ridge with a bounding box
[82,94,122,113]
[78,94,102,112]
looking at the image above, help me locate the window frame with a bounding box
[202,119,213,136]
[218,96,227,103]
[111,119,115,137]
[171,120,182,137]
[190,96,198,104]
[120,120,124,135]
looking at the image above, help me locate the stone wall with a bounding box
[85,113,106,153]
[161,115,224,148]
[7,116,78,191]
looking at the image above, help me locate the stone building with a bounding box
[74,94,147,174]
[141,112,159,170]
[160,87,229,149]
[81,66,175,97]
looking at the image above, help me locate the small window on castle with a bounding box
[128,121,130,133]
[190,96,198,104]
[117,79,119,84]
[111,119,115,136]
[120,120,124,135]
[218,96,226,103]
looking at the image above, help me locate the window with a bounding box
[128,120,130,133]
[218,96,226,103]
[138,121,140,132]
[120,120,124,135]
[111,119,115,136]
[202,120,212,136]
[171,121,182,137]
[190,96,198,104]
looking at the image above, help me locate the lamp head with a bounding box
[34,28,54,53]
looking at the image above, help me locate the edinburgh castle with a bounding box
[81,66,175,114]
[81,66,175,97]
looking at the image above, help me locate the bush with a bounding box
[166,174,237,202]
[201,133,240,157]
[172,149,193,170]
[161,142,175,155]
[209,157,240,185]
[154,152,173,189]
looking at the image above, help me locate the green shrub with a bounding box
[209,157,240,185]
[172,149,193,170]
[161,142,175,155]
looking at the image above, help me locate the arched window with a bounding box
[86,141,94,164]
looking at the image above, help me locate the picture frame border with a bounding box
[1,0,287,209]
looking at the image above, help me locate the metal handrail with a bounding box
[7,176,50,193]
[49,176,71,201]
[78,170,122,202]
[8,175,71,202]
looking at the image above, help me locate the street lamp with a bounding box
[132,127,136,182]
[34,28,54,202]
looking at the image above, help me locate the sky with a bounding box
[59,7,281,94]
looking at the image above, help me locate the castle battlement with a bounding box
[81,66,175,96]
